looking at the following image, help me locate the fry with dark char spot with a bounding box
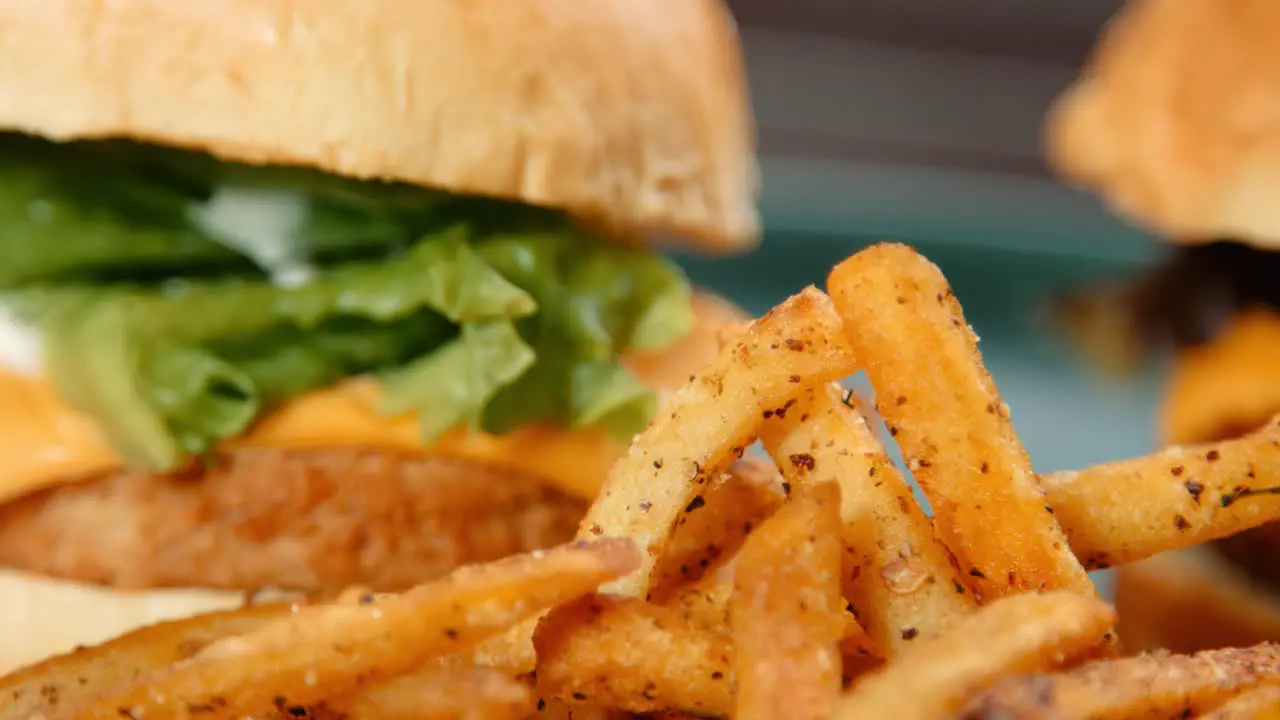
[829,591,1115,720]
[731,481,846,720]
[577,287,857,598]
[962,643,1280,720]
[828,242,1093,601]
[534,595,733,716]
[759,382,974,656]
[649,456,785,604]
[54,538,638,720]
[1040,415,1280,569]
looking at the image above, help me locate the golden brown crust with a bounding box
[1046,0,1280,248]
[1114,546,1280,654]
[0,0,759,251]
[0,448,586,592]
[1159,308,1280,445]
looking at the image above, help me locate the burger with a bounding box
[0,0,759,670]
[1045,0,1280,652]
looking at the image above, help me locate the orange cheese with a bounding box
[0,373,623,505]
[0,291,744,507]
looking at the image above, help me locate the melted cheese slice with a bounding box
[0,292,744,507]
[0,374,624,505]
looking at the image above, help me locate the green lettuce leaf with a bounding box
[4,133,698,470]
[476,232,693,440]
[379,321,537,441]
[12,228,535,344]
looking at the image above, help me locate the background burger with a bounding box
[0,0,759,671]
[1046,0,1280,652]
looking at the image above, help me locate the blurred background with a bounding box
[670,0,1162,474]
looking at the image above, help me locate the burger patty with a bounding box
[0,448,587,592]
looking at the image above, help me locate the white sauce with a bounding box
[0,302,43,376]
[188,186,318,287]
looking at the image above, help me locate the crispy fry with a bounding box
[731,482,846,720]
[334,665,531,720]
[58,538,638,720]
[759,382,974,655]
[534,595,734,716]
[828,590,1116,720]
[527,700,631,719]
[1114,546,1280,654]
[1041,415,1280,569]
[666,565,736,630]
[828,243,1093,600]
[577,287,857,598]
[0,603,296,720]
[1195,685,1280,720]
[963,643,1280,720]
[651,456,785,603]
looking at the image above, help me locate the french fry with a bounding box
[963,643,1280,719]
[333,665,532,720]
[1114,546,1280,654]
[650,456,785,603]
[527,700,631,719]
[1195,685,1280,720]
[828,590,1116,720]
[0,603,297,720]
[577,287,857,598]
[731,482,846,720]
[58,538,638,720]
[533,595,734,716]
[1041,415,1280,569]
[667,565,736,630]
[828,243,1094,600]
[759,382,975,656]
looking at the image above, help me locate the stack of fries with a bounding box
[8,243,1280,720]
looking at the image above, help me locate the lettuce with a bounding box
[1,133,695,471]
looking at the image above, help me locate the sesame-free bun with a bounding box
[1046,0,1280,250]
[0,0,759,251]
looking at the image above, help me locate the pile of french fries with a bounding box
[8,243,1280,720]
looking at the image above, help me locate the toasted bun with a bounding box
[1159,307,1280,445]
[1115,546,1280,654]
[0,0,759,251]
[1046,0,1280,249]
[0,570,291,676]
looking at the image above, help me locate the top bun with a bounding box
[1045,0,1280,251]
[0,0,759,252]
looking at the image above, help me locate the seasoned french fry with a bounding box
[1041,415,1280,569]
[666,565,736,630]
[534,595,734,717]
[58,539,638,720]
[1195,685,1280,720]
[828,590,1116,720]
[526,700,631,720]
[1115,546,1280,655]
[335,664,531,720]
[578,287,857,598]
[0,603,297,720]
[828,243,1093,600]
[651,456,785,603]
[759,382,974,656]
[731,482,846,720]
[964,643,1280,720]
